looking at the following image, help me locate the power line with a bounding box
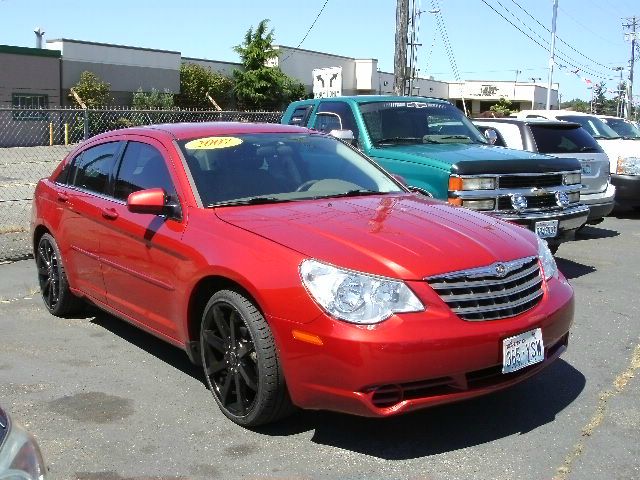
[280,0,330,63]
[557,5,621,47]
[509,0,613,70]
[479,0,612,81]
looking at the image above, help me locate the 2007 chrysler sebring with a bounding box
[31,122,574,427]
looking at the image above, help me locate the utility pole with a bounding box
[545,0,558,110]
[613,66,624,117]
[394,0,409,95]
[623,16,638,119]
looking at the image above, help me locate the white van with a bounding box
[515,110,640,209]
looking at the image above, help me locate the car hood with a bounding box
[369,143,551,169]
[595,138,640,171]
[215,194,538,280]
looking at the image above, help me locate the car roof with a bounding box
[291,95,450,105]
[516,110,593,118]
[88,122,310,142]
[474,117,581,128]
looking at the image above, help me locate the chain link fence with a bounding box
[0,107,283,262]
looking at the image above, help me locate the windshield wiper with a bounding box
[374,137,424,145]
[207,196,286,207]
[313,189,382,199]
[578,146,600,152]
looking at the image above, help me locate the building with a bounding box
[1,37,558,112]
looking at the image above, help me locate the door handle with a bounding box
[57,193,69,203]
[101,208,119,220]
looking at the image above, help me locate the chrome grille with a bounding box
[497,194,559,210]
[426,257,543,321]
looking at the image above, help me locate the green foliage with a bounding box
[560,98,590,113]
[489,97,515,116]
[176,63,234,109]
[70,71,111,107]
[132,88,175,109]
[232,19,306,110]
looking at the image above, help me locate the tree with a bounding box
[70,71,111,107]
[132,88,175,109]
[560,98,590,112]
[489,97,514,116]
[591,83,607,114]
[176,63,234,109]
[232,19,306,110]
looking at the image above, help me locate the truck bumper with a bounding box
[491,204,590,247]
[611,174,640,208]
[581,183,616,223]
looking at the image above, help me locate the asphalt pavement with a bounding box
[0,210,638,480]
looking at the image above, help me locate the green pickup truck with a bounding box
[282,95,589,251]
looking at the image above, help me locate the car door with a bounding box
[99,137,187,341]
[56,141,123,303]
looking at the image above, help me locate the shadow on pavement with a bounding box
[89,311,206,386]
[555,257,597,280]
[257,359,584,459]
[611,207,640,220]
[574,224,620,241]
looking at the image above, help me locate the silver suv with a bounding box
[474,118,615,224]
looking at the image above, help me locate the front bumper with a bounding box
[490,204,589,246]
[581,183,616,222]
[611,174,640,207]
[272,274,574,417]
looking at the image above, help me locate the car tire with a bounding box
[36,233,84,317]
[200,289,293,427]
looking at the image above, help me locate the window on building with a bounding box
[12,93,49,120]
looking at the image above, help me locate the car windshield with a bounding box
[358,100,487,145]
[177,133,404,207]
[556,115,621,139]
[528,124,603,154]
[601,118,640,139]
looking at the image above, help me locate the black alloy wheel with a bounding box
[200,290,293,427]
[36,233,83,317]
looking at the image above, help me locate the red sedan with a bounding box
[31,122,574,426]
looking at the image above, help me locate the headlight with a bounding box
[563,172,581,185]
[537,237,558,280]
[449,176,496,191]
[462,199,495,210]
[0,408,47,480]
[300,259,424,324]
[617,156,640,175]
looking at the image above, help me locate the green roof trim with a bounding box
[0,45,61,58]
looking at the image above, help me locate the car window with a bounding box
[556,115,620,139]
[113,142,176,201]
[601,118,640,139]
[529,125,602,154]
[177,133,403,206]
[287,106,313,126]
[314,102,360,140]
[68,142,120,194]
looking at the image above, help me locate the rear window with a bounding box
[529,125,602,154]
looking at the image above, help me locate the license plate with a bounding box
[581,163,592,175]
[535,220,558,238]
[502,328,544,374]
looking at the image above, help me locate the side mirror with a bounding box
[127,188,168,215]
[483,128,499,145]
[329,129,356,145]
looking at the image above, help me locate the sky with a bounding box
[1,0,638,102]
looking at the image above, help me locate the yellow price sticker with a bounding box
[184,136,243,150]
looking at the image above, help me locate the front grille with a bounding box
[497,194,559,211]
[498,174,563,189]
[426,257,543,321]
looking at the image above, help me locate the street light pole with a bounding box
[546,0,559,110]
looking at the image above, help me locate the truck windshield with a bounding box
[601,118,640,139]
[556,115,621,140]
[358,100,487,145]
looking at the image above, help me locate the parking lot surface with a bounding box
[1,211,639,480]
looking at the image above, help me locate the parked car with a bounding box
[474,118,615,224]
[31,122,574,427]
[597,115,640,139]
[282,96,589,253]
[0,406,47,479]
[515,110,640,209]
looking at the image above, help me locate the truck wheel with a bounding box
[36,233,84,317]
[200,289,293,427]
